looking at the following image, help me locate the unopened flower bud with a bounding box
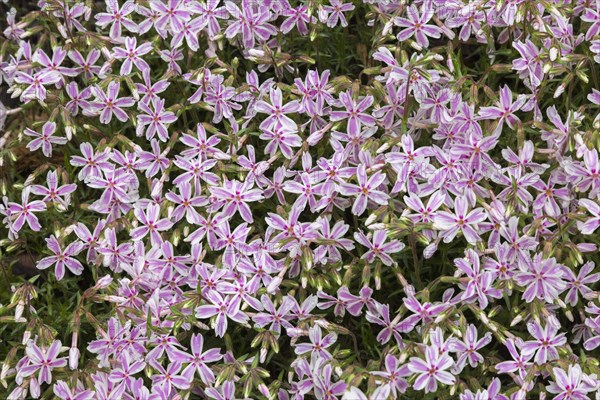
[511,314,524,327]
[1,362,9,381]
[410,41,423,52]
[266,276,282,294]
[22,330,31,345]
[365,213,379,226]
[15,301,24,321]
[259,348,267,363]
[423,242,438,259]
[258,383,270,398]
[577,243,597,253]
[96,275,113,289]
[69,347,80,370]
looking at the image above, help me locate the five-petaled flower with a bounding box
[434,196,487,244]
[7,187,47,233]
[339,165,389,216]
[24,121,67,158]
[295,325,338,360]
[37,235,85,281]
[408,345,456,393]
[394,5,442,48]
[19,340,67,385]
[89,82,135,124]
[112,37,153,76]
[522,321,567,365]
[354,230,405,266]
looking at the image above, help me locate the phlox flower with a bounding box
[24,121,67,157]
[522,321,567,365]
[515,253,567,303]
[354,229,405,266]
[408,345,456,393]
[37,235,84,280]
[18,340,67,385]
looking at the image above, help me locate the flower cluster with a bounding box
[1,0,600,399]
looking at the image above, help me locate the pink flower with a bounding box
[165,181,206,224]
[354,229,405,266]
[137,140,170,178]
[108,353,145,390]
[582,0,600,40]
[495,338,534,382]
[578,198,600,234]
[189,0,228,38]
[522,321,567,364]
[180,123,227,160]
[112,37,152,75]
[70,142,113,181]
[53,380,95,400]
[18,340,67,385]
[515,253,567,303]
[135,68,171,105]
[7,187,47,233]
[95,0,137,39]
[547,364,597,400]
[170,15,207,51]
[512,39,544,87]
[564,261,600,306]
[295,325,337,360]
[150,0,192,36]
[314,218,354,265]
[209,179,263,223]
[65,82,93,116]
[224,0,277,48]
[281,5,311,35]
[454,249,502,309]
[434,196,487,244]
[97,227,133,270]
[130,203,174,245]
[451,325,492,372]
[24,121,67,157]
[365,303,404,346]
[478,85,527,132]
[150,361,191,392]
[259,124,303,159]
[37,235,84,280]
[371,355,409,398]
[339,165,389,216]
[205,380,236,400]
[338,286,374,316]
[321,0,355,28]
[408,345,455,393]
[404,191,445,224]
[253,294,295,335]
[394,5,441,48]
[136,97,178,142]
[204,80,242,123]
[14,70,61,102]
[401,288,448,332]
[195,291,249,337]
[33,47,76,80]
[89,82,135,124]
[30,170,77,207]
[68,49,101,79]
[330,91,375,136]
[170,334,222,385]
[314,363,347,400]
[255,87,300,131]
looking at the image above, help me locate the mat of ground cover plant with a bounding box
[1,0,600,399]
